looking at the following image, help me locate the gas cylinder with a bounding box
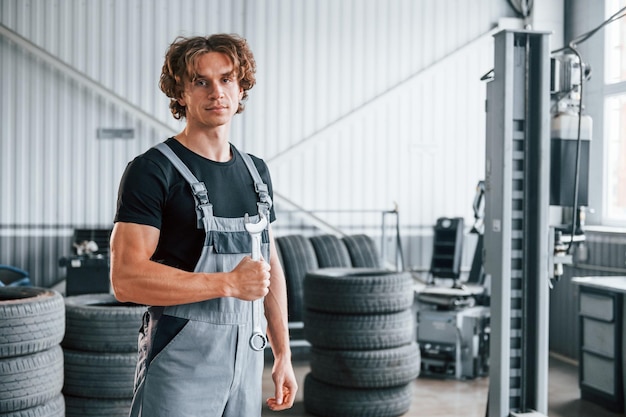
[549,110,592,207]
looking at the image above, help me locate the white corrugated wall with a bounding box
[0,0,517,285]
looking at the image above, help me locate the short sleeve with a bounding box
[113,156,169,229]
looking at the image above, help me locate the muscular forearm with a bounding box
[264,287,290,358]
[110,222,269,306]
[111,256,230,306]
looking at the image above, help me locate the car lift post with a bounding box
[484,29,551,417]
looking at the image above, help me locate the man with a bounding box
[110,34,297,416]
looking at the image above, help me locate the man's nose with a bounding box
[208,82,224,98]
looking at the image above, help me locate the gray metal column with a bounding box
[484,30,551,417]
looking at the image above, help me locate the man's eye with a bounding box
[195,79,207,86]
[222,78,232,83]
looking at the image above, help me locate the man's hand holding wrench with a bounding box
[244,212,269,351]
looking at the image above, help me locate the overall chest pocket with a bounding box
[208,230,268,254]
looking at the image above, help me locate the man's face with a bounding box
[178,52,244,129]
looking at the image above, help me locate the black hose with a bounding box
[565,46,584,254]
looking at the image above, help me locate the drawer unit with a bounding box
[580,291,614,321]
[578,287,623,413]
[582,317,615,358]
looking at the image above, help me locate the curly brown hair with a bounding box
[159,34,256,120]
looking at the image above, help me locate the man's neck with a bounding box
[175,125,232,162]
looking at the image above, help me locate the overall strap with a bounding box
[234,147,273,220]
[154,142,213,231]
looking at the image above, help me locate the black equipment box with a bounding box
[60,256,110,296]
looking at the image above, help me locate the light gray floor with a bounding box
[261,355,622,417]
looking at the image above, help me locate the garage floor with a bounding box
[261,355,623,417]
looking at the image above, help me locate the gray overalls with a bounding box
[129,142,271,417]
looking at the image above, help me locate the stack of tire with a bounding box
[303,268,420,417]
[0,287,65,416]
[62,293,146,417]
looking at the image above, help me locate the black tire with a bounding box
[341,234,382,268]
[0,287,65,358]
[303,373,412,417]
[0,345,64,413]
[273,237,284,268]
[64,395,131,417]
[0,393,64,417]
[303,268,413,314]
[275,235,319,322]
[303,309,414,350]
[310,342,421,388]
[63,294,146,353]
[63,349,137,399]
[309,235,352,268]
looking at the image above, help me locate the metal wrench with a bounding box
[244,211,268,351]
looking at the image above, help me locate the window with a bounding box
[604,0,626,223]
[605,95,626,220]
[606,0,626,83]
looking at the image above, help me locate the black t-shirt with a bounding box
[114,138,276,271]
